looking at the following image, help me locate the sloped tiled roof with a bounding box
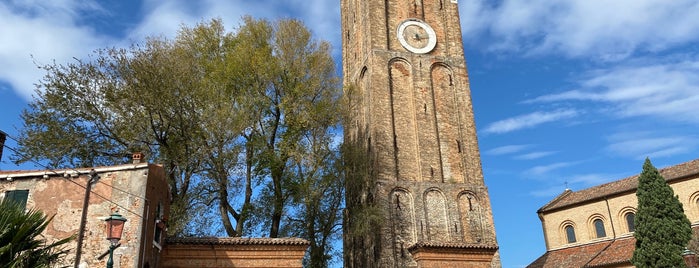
[527,237,634,268]
[527,239,613,268]
[584,237,634,267]
[539,158,699,213]
[165,237,309,246]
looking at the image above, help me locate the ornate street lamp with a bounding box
[683,248,697,268]
[105,212,127,268]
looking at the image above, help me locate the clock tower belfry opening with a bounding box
[341,0,501,267]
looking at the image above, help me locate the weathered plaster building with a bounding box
[528,158,699,267]
[341,0,499,267]
[0,154,170,268]
[0,153,309,268]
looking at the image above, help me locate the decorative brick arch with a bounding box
[389,187,417,262]
[388,58,420,181]
[456,191,483,243]
[618,207,637,234]
[689,191,699,220]
[423,188,449,241]
[559,220,578,244]
[586,214,608,239]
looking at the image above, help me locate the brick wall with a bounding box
[160,237,309,268]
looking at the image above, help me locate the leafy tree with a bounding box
[0,199,74,267]
[15,17,344,266]
[632,158,692,268]
[17,32,209,234]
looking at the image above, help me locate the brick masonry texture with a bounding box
[341,1,500,267]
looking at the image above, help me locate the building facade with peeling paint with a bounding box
[0,154,170,268]
[1,152,310,268]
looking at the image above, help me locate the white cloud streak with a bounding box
[525,161,576,176]
[0,0,114,99]
[0,0,340,100]
[459,0,699,60]
[482,109,578,134]
[605,132,697,160]
[532,60,699,124]
[515,151,556,160]
[484,144,530,156]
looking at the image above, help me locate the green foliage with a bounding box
[632,158,692,268]
[0,199,74,267]
[16,16,343,267]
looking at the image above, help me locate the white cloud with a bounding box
[524,161,576,176]
[484,144,530,155]
[130,0,339,46]
[460,0,699,59]
[567,173,616,187]
[531,59,699,124]
[482,109,578,134]
[0,1,114,99]
[605,134,697,160]
[515,151,556,160]
[0,0,342,101]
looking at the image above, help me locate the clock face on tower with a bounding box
[397,19,437,54]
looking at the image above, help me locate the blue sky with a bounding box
[1,1,699,267]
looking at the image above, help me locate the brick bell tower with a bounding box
[341,0,500,267]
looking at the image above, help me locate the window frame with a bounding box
[593,218,606,238]
[625,212,635,233]
[4,189,29,210]
[564,225,577,243]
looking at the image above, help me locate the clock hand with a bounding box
[412,33,429,40]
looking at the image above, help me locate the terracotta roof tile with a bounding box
[539,158,699,213]
[585,237,634,267]
[165,237,310,246]
[527,239,613,268]
[529,224,699,267]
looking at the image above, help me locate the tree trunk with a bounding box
[236,139,254,235]
[218,177,237,237]
[270,168,284,238]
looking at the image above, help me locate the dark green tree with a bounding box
[632,158,692,268]
[0,199,74,267]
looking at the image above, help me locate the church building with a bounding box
[341,0,500,267]
[528,158,699,267]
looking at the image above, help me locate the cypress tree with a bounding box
[632,158,692,268]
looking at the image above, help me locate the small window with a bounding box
[4,190,29,209]
[594,219,606,238]
[565,225,577,243]
[625,213,635,232]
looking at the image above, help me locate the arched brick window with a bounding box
[593,219,606,238]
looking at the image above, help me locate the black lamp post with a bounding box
[683,248,697,268]
[105,212,127,268]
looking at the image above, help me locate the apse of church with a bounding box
[342,0,500,267]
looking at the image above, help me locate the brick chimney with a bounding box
[132,152,146,164]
